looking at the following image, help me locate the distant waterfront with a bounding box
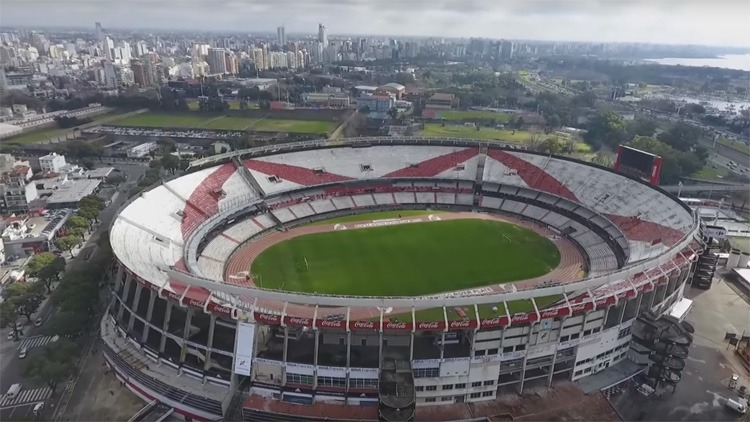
[646,54,750,71]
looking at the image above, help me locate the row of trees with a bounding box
[0,195,110,393]
[582,112,710,184]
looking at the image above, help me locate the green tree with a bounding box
[107,174,126,186]
[160,154,180,174]
[79,195,104,211]
[0,301,21,339]
[4,282,44,323]
[23,338,79,393]
[584,111,627,150]
[42,311,87,337]
[77,206,100,225]
[657,122,705,152]
[67,215,90,233]
[626,119,657,138]
[55,235,82,257]
[25,252,66,292]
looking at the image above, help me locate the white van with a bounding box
[726,398,747,414]
[6,383,22,399]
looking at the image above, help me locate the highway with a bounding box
[0,163,146,421]
[662,183,748,194]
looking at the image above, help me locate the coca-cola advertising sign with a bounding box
[207,302,232,317]
[539,307,569,319]
[448,319,477,331]
[616,289,636,300]
[349,321,378,331]
[382,321,411,331]
[316,319,345,330]
[569,302,592,315]
[284,316,313,328]
[254,312,281,325]
[415,321,446,331]
[596,297,613,307]
[479,316,509,329]
[166,290,182,301]
[182,297,206,309]
[640,282,654,292]
[510,312,539,325]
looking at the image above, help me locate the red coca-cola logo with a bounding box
[318,320,344,329]
[511,313,530,323]
[570,303,588,313]
[480,317,505,328]
[384,321,408,330]
[595,297,611,307]
[186,299,204,308]
[352,321,375,330]
[209,303,231,316]
[540,309,561,319]
[448,320,472,330]
[167,291,181,301]
[256,313,280,324]
[416,321,441,330]
[287,317,311,326]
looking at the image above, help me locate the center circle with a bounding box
[248,211,561,297]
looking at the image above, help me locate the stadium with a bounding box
[102,137,702,421]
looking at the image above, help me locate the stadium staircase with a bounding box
[226,377,253,421]
[378,359,416,421]
[232,156,266,195]
[473,145,488,207]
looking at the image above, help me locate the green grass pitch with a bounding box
[251,219,560,296]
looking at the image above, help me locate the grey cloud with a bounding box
[0,0,747,46]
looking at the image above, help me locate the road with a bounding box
[0,163,145,419]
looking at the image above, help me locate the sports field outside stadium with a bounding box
[251,219,560,297]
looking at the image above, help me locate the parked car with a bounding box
[18,347,27,359]
[34,317,44,327]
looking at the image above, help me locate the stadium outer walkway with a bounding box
[243,381,619,421]
[224,211,585,319]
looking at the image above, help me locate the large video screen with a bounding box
[614,145,662,185]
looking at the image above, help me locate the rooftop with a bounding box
[86,167,115,179]
[46,179,100,204]
[429,93,455,102]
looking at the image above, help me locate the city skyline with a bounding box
[2,0,749,48]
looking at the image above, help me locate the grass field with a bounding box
[251,219,560,296]
[113,113,213,128]
[692,164,730,181]
[110,112,337,134]
[4,111,140,145]
[439,110,512,123]
[202,116,259,130]
[421,123,537,143]
[717,137,750,155]
[251,118,335,134]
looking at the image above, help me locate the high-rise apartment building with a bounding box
[277,25,286,46]
[251,48,265,71]
[104,36,115,60]
[207,48,227,74]
[318,23,328,47]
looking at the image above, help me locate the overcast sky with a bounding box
[2,0,749,47]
